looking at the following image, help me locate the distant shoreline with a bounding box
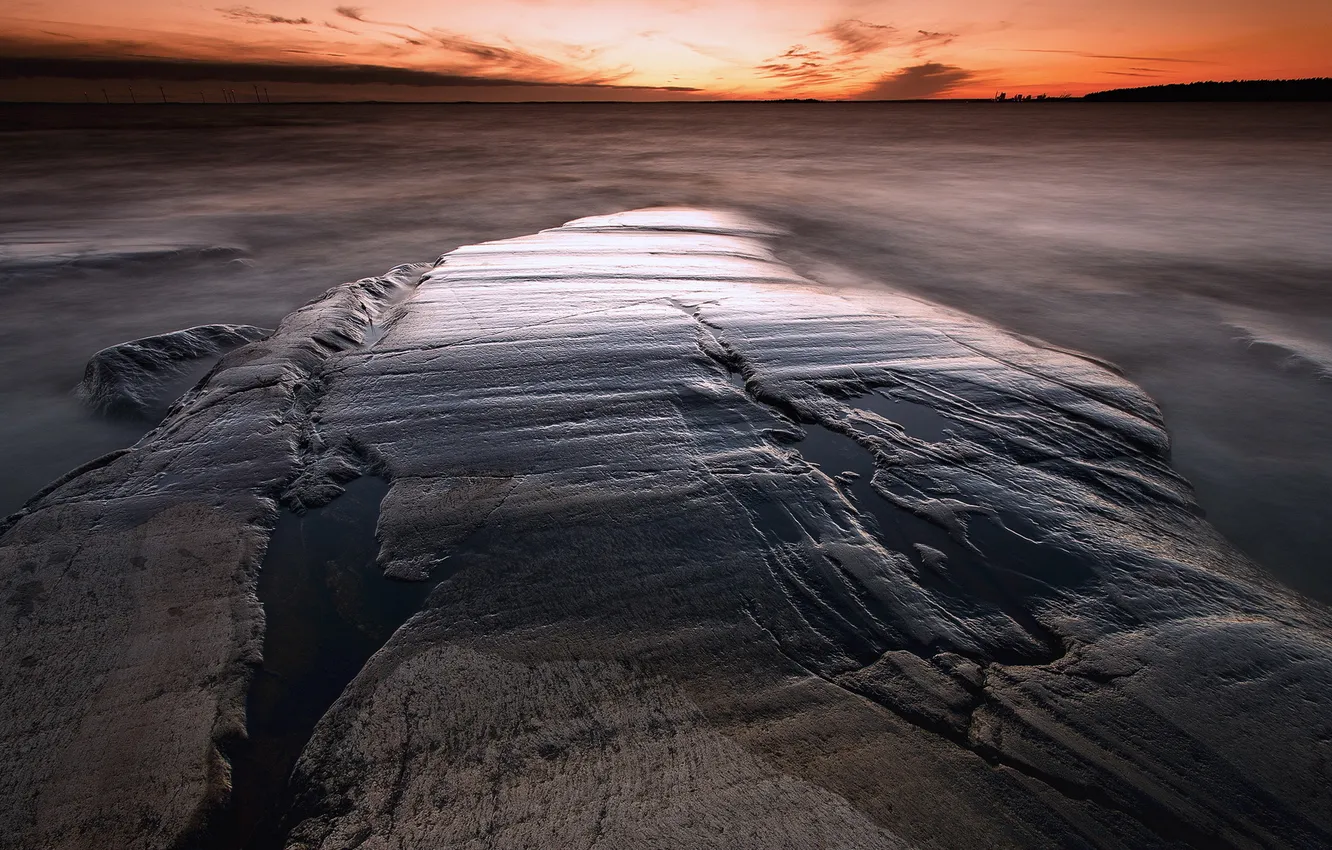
[1083,78,1332,102]
[2,77,1331,106]
[2,97,1329,106]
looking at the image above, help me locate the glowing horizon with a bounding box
[2,0,1329,101]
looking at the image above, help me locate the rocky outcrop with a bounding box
[0,266,422,850]
[77,323,272,416]
[2,210,1330,850]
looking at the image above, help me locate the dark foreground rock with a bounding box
[2,209,1330,850]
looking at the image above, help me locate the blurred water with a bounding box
[2,102,1329,601]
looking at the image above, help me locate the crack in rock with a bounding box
[3,210,1331,850]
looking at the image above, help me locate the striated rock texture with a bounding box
[3,209,1331,850]
[77,323,272,416]
[0,269,420,850]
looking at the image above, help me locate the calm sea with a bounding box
[2,102,1329,601]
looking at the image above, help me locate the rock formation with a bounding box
[77,323,272,416]
[2,209,1330,850]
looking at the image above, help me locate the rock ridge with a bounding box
[2,210,1329,850]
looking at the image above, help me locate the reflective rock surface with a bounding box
[2,209,1330,850]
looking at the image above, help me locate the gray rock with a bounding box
[2,209,1330,850]
[77,323,272,416]
[0,265,421,850]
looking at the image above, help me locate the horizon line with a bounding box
[5,78,1330,106]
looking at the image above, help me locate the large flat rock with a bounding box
[2,209,1330,850]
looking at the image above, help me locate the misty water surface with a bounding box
[1,102,1329,601]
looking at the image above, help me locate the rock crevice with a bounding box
[2,212,1330,850]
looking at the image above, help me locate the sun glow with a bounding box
[2,0,1329,100]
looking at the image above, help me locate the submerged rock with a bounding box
[77,323,272,416]
[0,242,250,282]
[1,210,1330,850]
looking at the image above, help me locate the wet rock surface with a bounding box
[77,323,272,417]
[3,209,1331,850]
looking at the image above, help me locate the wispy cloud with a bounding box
[821,19,897,56]
[218,6,312,26]
[755,44,837,84]
[755,19,889,88]
[910,30,957,56]
[821,19,959,58]
[1014,48,1209,64]
[315,5,609,84]
[755,18,966,93]
[0,49,697,91]
[428,33,567,76]
[676,40,743,65]
[854,62,975,99]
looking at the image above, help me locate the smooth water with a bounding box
[1,102,1329,601]
[230,476,435,848]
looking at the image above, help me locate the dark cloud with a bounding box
[1016,49,1208,64]
[821,19,897,56]
[321,19,359,34]
[219,6,313,25]
[0,12,687,100]
[0,53,698,91]
[755,45,837,84]
[428,32,566,76]
[321,5,583,81]
[761,19,964,90]
[819,20,958,59]
[854,62,974,100]
[758,19,895,86]
[910,30,956,54]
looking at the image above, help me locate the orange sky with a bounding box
[1,0,1329,100]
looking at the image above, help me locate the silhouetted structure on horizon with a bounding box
[995,92,1065,102]
[1085,78,1332,102]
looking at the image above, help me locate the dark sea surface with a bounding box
[1,102,1329,601]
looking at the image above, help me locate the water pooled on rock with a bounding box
[226,477,441,849]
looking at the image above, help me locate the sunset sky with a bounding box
[1,0,1329,101]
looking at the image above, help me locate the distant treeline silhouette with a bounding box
[1084,78,1332,102]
